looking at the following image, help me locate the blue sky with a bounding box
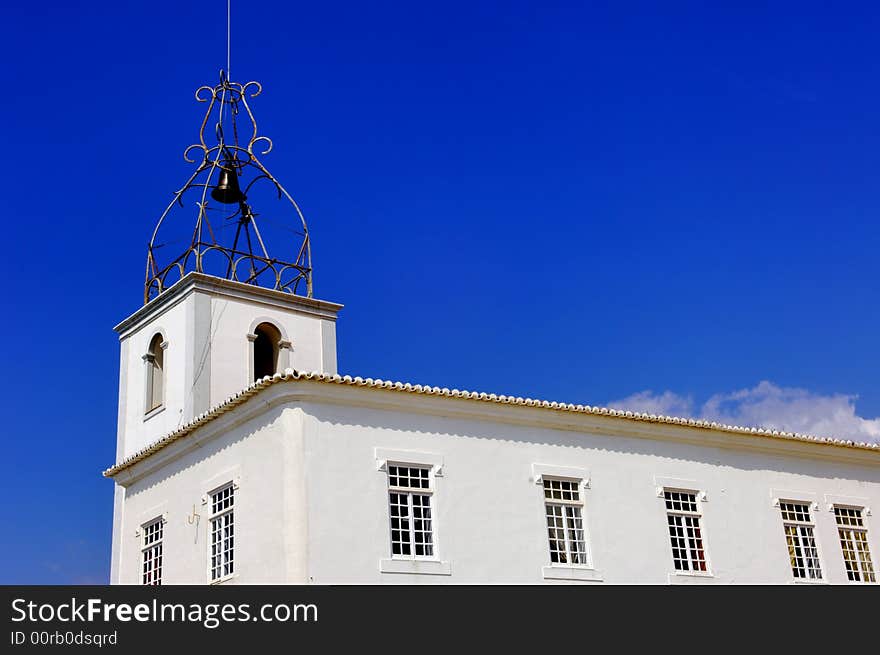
[2,1,880,583]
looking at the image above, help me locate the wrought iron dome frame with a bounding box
[145,70,312,304]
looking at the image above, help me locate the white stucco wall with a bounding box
[110,381,880,585]
[298,398,880,584]
[117,293,191,458]
[113,273,341,460]
[114,405,309,584]
[206,294,336,405]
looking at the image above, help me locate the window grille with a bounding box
[210,484,235,581]
[779,501,822,580]
[543,478,588,565]
[141,518,163,585]
[664,490,708,572]
[387,465,434,558]
[834,506,875,583]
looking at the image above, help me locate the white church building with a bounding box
[105,72,880,585]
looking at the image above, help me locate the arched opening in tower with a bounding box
[253,323,281,381]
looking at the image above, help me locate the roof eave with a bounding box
[104,370,880,480]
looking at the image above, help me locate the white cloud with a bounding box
[609,380,880,444]
[605,389,696,418]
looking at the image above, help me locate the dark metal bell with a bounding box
[211,159,244,204]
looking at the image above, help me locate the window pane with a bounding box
[664,490,706,572]
[387,467,433,558]
[780,503,822,580]
[141,518,163,585]
[834,507,875,583]
[543,478,589,567]
[210,485,235,581]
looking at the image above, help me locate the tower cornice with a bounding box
[114,271,343,339]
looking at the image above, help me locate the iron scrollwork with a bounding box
[145,71,313,304]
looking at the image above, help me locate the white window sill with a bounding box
[210,573,238,585]
[790,578,828,585]
[668,571,715,584]
[379,558,452,576]
[542,565,603,582]
[143,405,165,422]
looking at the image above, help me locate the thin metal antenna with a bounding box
[226,0,231,78]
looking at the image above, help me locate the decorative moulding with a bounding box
[770,489,818,511]
[823,493,871,515]
[375,448,444,476]
[115,272,343,338]
[531,463,590,488]
[246,316,291,342]
[134,502,168,538]
[201,467,242,505]
[654,476,707,501]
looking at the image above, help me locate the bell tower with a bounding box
[112,70,342,462]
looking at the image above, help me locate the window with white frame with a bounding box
[141,518,163,585]
[209,484,235,581]
[834,506,875,583]
[387,464,434,558]
[664,490,708,572]
[779,501,822,580]
[543,478,588,565]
